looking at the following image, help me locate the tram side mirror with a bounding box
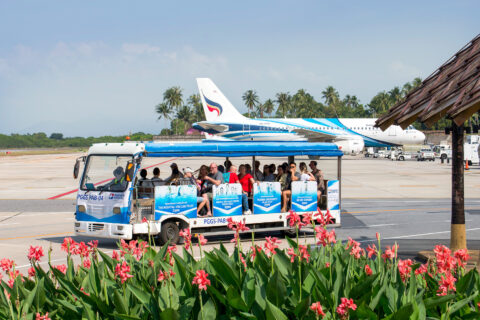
[73,156,85,179]
[125,161,135,182]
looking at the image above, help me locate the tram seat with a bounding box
[136,187,154,199]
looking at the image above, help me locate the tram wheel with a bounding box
[159,221,180,245]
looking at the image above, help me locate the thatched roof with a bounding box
[376,34,480,130]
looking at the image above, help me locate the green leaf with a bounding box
[88,259,101,296]
[284,235,297,249]
[179,297,195,319]
[97,250,115,271]
[128,284,151,310]
[112,313,141,320]
[353,303,378,320]
[205,251,241,290]
[424,294,455,309]
[113,290,128,315]
[21,280,37,315]
[227,285,249,312]
[456,268,477,295]
[266,299,288,320]
[449,292,478,315]
[293,296,311,318]
[198,297,216,320]
[266,270,287,307]
[241,269,256,309]
[160,308,180,320]
[350,273,379,300]
[369,278,387,310]
[333,258,344,306]
[273,251,292,277]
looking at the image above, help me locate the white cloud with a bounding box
[389,60,421,78]
[121,43,161,55]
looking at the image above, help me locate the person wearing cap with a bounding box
[164,162,184,185]
[104,166,128,191]
[183,167,212,216]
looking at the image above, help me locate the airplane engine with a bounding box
[334,137,365,155]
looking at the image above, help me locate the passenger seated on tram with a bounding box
[263,164,276,182]
[103,166,128,191]
[164,163,184,185]
[200,163,224,211]
[137,169,153,187]
[245,163,252,175]
[183,167,212,217]
[238,164,254,215]
[254,161,264,181]
[150,167,164,186]
[281,162,301,212]
[224,160,232,172]
[226,165,251,215]
[299,162,315,181]
[275,165,288,191]
[309,160,325,200]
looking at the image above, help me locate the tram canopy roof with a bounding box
[143,141,343,157]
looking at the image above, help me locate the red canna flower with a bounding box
[28,267,36,278]
[77,242,90,258]
[398,259,413,282]
[310,301,326,317]
[287,211,302,228]
[80,287,90,296]
[114,261,133,284]
[299,245,310,262]
[179,228,192,250]
[325,262,330,268]
[302,213,313,226]
[264,237,281,256]
[454,249,470,268]
[336,297,357,318]
[28,246,44,262]
[83,258,91,269]
[36,312,51,320]
[365,265,372,276]
[158,269,175,282]
[346,237,364,259]
[376,232,380,242]
[434,245,456,274]
[239,252,247,269]
[415,263,428,276]
[382,244,398,261]
[192,269,210,291]
[112,250,120,261]
[0,258,14,272]
[197,234,208,246]
[366,244,377,258]
[61,237,77,255]
[54,264,67,275]
[315,227,336,246]
[437,273,456,296]
[87,240,98,249]
[287,247,297,263]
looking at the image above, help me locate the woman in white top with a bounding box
[299,162,315,181]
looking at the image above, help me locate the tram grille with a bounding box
[88,223,104,232]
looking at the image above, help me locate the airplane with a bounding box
[192,78,426,154]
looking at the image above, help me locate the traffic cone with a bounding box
[466,160,470,170]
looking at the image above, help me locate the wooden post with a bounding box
[451,122,466,251]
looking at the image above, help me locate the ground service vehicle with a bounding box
[73,141,343,243]
[391,151,412,161]
[417,148,435,161]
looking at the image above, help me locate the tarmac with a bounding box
[0,152,479,271]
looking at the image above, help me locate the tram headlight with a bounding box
[113,207,121,214]
[78,205,86,213]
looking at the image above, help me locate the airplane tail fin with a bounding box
[196,78,246,122]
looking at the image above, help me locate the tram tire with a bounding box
[159,221,180,245]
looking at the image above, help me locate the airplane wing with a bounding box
[193,122,229,133]
[291,128,338,142]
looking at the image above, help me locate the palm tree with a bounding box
[275,92,291,118]
[262,99,275,117]
[322,86,339,106]
[177,105,194,133]
[388,86,402,104]
[155,102,173,132]
[163,86,183,134]
[242,90,260,118]
[187,94,204,122]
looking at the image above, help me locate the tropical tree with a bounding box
[177,105,196,133]
[187,94,205,122]
[242,90,260,118]
[322,86,341,117]
[275,92,291,118]
[262,99,275,117]
[163,86,183,134]
[155,102,173,129]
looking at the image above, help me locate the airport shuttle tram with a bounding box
[73,141,343,243]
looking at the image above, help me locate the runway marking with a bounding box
[345,206,480,214]
[368,223,396,227]
[399,185,437,188]
[0,223,20,227]
[358,227,480,242]
[0,231,73,241]
[47,157,179,200]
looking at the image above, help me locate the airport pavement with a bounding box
[1,198,480,272]
[2,153,480,200]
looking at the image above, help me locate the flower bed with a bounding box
[1,210,479,319]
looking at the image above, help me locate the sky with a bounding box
[0,1,479,137]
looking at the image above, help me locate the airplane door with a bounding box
[243,122,250,139]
